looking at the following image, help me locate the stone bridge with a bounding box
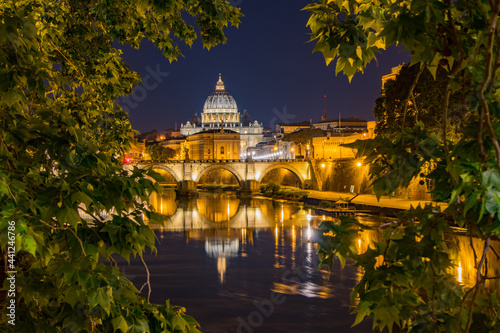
[133,159,322,193]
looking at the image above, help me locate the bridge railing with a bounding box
[134,158,309,164]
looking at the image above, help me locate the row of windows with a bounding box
[206,147,225,155]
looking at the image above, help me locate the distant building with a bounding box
[275,121,311,136]
[180,75,264,154]
[126,133,146,160]
[381,64,403,90]
[248,140,295,160]
[138,129,165,142]
[313,117,368,132]
[160,135,185,159]
[180,129,240,160]
[161,129,181,139]
[311,122,376,160]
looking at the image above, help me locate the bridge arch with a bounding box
[258,164,305,188]
[194,164,244,185]
[151,165,182,184]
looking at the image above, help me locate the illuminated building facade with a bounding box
[180,75,264,154]
[312,121,376,160]
[381,64,403,90]
[180,129,241,160]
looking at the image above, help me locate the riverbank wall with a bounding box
[304,190,447,217]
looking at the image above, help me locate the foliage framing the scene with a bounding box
[306,0,500,332]
[373,64,472,137]
[0,0,240,332]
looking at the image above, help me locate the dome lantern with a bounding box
[215,73,225,91]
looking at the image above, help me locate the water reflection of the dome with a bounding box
[205,238,239,284]
[205,238,239,259]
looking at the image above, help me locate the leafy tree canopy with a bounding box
[147,144,176,162]
[306,0,500,332]
[0,0,240,331]
[374,64,472,136]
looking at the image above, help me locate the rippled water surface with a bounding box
[120,191,500,333]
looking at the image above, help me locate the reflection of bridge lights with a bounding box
[306,214,312,222]
[307,224,312,240]
[256,209,261,219]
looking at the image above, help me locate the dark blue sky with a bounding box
[117,0,409,133]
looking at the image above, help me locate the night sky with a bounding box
[117,0,409,134]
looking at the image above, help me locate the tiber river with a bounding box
[120,191,500,333]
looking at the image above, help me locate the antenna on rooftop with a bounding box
[322,95,328,121]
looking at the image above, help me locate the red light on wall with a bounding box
[123,156,132,164]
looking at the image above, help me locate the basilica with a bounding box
[180,75,264,155]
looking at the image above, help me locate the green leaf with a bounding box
[112,316,129,333]
[129,319,150,333]
[56,207,81,229]
[352,301,371,327]
[71,191,93,207]
[96,287,112,315]
[483,170,500,188]
[65,286,80,308]
[485,189,500,214]
[356,46,363,59]
[372,178,387,200]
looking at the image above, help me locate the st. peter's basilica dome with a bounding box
[203,74,238,113]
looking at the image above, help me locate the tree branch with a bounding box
[49,218,87,257]
[108,255,118,268]
[477,237,491,282]
[139,255,152,302]
[411,91,418,123]
[464,237,491,333]
[77,206,105,225]
[477,3,500,170]
[0,175,17,204]
[401,64,425,145]
[39,219,62,230]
